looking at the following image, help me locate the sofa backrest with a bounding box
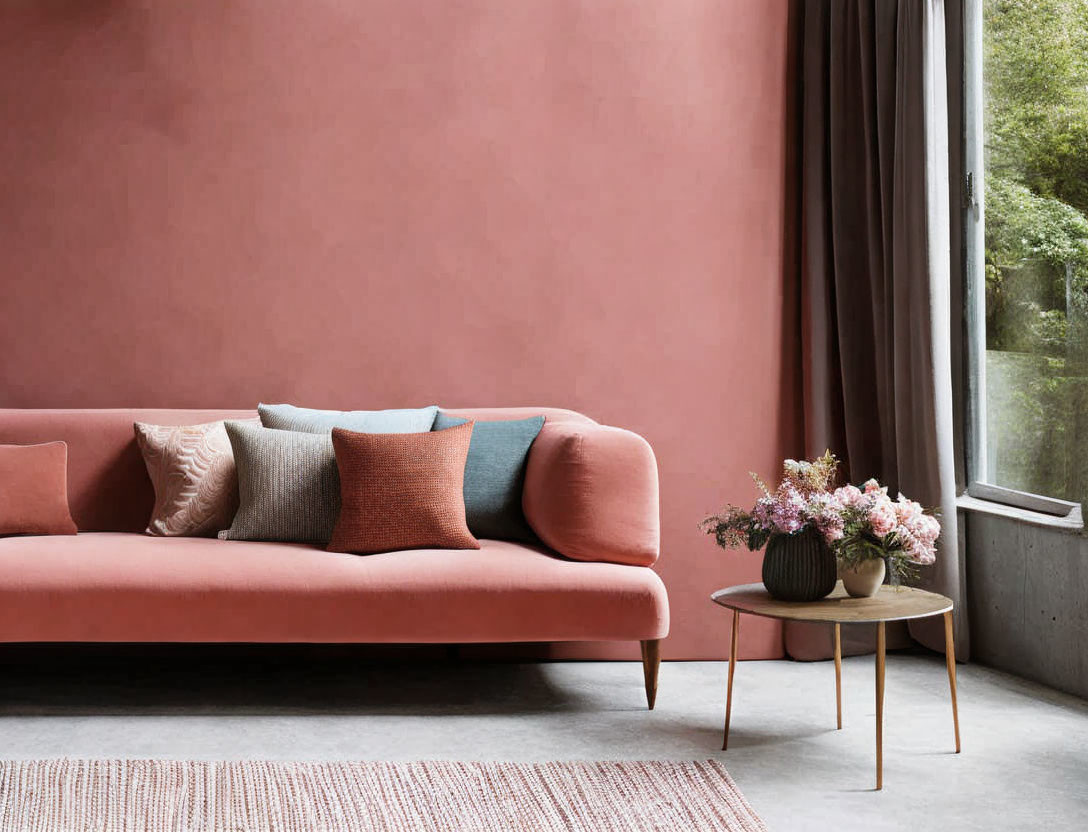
[0,407,595,533]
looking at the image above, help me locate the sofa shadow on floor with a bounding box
[0,644,631,717]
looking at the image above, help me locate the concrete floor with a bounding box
[1,646,1086,831]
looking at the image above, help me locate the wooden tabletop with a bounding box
[710,581,952,624]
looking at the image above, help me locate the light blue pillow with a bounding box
[258,403,439,434]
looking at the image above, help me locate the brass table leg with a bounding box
[834,623,842,729]
[944,611,962,753]
[875,621,886,791]
[722,610,739,750]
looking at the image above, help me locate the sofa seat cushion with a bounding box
[0,533,668,644]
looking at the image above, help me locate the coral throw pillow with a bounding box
[0,442,78,536]
[328,422,480,555]
[134,420,255,537]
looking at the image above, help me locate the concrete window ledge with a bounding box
[957,493,1085,533]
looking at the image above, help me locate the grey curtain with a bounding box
[788,0,968,660]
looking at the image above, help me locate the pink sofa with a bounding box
[0,408,669,707]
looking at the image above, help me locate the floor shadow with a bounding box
[717,727,839,749]
[667,719,835,752]
[0,644,598,717]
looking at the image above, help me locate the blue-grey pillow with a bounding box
[259,403,438,434]
[433,412,545,542]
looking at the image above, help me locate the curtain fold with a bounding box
[789,0,967,660]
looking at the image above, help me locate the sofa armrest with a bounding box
[522,423,660,567]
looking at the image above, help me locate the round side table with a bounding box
[711,581,961,790]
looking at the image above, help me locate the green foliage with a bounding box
[700,504,770,553]
[985,177,1088,266]
[985,177,1088,353]
[985,0,1088,214]
[835,529,918,587]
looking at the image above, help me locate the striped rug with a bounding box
[0,759,766,831]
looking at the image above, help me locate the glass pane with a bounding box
[983,0,1088,508]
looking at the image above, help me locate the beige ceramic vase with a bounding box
[840,557,886,598]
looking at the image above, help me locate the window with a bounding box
[966,0,1088,514]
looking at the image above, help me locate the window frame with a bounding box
[961,0,1084,527]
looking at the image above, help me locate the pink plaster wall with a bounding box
[0,0,797,659]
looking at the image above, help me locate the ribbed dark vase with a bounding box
[761,527,837,602]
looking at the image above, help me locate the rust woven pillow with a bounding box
[0,442,78,536]
[328,422,480,555]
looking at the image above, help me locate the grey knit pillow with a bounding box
[218,421,340,543]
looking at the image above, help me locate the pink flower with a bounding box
[833,484,866,508]
[890,499,941,564]
[863,478,888,496]
[771,488,806,533]
[817,513,845,542]
[868,497,898,537]
[920,514,941,542]
[895,525,937,565]
[752,496,776,531]
[895,495,924,524]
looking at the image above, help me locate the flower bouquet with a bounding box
[701,452,939,599]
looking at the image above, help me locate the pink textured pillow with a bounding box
[134,420,254,537]
[0,442,78,536]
